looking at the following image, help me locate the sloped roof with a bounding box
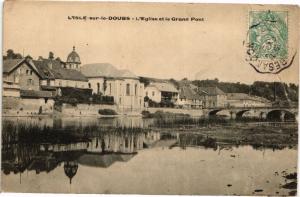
[3,59,23,73]
[3,58,44,79]
[226,93,271,103]
[147,82,178,93]
[34,59,88,81]
[77,153,118,168]
[81,63,138,79]
[51,68,88,81]
[115,154,136,162]
[179,86,201,99]
[198,87,225,96]
[32,60,55,79]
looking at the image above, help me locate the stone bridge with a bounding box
[203,107,298,122]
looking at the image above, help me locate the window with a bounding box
[152,91,155,96]
[134,84,138,96]
[30,70,33,75]
[26,70,29,75]
[88,83,91,88]
[146,91,148,96]
[27,79,33,85]
[97,83,100,94]
[126,84,130,96]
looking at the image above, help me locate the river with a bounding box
[1,116,297,195]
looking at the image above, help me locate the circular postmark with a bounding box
[244,10,296,74]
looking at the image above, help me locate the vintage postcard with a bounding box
[1,1,299,195]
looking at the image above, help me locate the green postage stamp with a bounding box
[246,10,295,74]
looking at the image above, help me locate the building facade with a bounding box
[3,58,43,92]
[176,85,203,109]
[226,93,272,108]
[197,87,227,108]
[81,63,144,113]
[144,82,179,104]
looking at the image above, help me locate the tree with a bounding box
[14,53,22,59]
[4,49,23,60]
[6,49,14,59]
[25,55,33,60]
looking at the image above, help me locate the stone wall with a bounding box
[60,103,118,116]
[2,97,54,116]
[145,107,204,117]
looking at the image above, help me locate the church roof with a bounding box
[81,63,138,79]
[66,46,81,64]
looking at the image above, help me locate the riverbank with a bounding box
[151,123,298,149]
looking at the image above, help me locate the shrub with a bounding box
[142,110,151,118]
[98,109,118,115]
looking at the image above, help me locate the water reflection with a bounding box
[2,117,161,184]
[1,116,297,195]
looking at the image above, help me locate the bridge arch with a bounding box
[235,110,250,119]
[266,109,296,122]
[208,109,223,116]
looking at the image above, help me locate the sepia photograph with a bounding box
[1,1,299,196]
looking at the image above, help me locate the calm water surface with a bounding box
[1,117,297,195]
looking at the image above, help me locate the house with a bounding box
[33,47,89,92]
[144,82,178,105]
[2,58,55,115]
[2,58,55,98]
[3,58,44,92]
[197,87,227,108]
[81,63,144,112]
[176,85,203,109]
[226,93,272,108]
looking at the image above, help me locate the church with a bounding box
[81,63,145,113]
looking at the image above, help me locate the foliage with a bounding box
[98,109,118,115]
[190,79,298,102]
[139,77,150,87]
[92,93,114,105]
[3,49,23,60]
[55,87,114,105]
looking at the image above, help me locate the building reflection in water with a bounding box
[1,117,161,185]
[2,116,218,185]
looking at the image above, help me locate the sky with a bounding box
[3,1,299,84]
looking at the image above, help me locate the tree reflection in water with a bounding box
[1,119,160,184]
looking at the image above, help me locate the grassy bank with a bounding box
[152,123,298,149]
